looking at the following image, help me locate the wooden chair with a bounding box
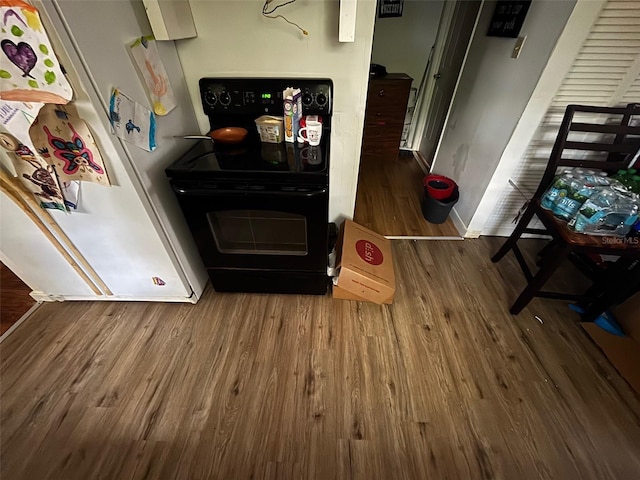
[491,104,640,316]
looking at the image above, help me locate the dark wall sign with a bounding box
[378,0,404,18]
[487,0,532,38]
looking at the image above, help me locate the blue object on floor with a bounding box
[569,304,626,337]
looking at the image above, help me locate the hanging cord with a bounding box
[262,0,308,36]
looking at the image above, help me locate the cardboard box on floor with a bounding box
[332,220,395,304]
[582,292,640,394]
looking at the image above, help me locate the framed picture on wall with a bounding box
[487,0,532,38]
[378,0,404,18]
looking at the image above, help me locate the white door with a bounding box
[418,1,482,165]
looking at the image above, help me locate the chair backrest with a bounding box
[533,103,640,199]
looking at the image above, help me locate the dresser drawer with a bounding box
[367,79,412,109]
[362,123,405,158]
[365,103,407,125]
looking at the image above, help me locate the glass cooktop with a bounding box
[167,134,328,177]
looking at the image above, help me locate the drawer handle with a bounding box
[378,89,385,97]
[376,112,382,116]
[374,121,386,126]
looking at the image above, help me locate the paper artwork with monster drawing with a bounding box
[29,103,110,186]
[10,142,66,211]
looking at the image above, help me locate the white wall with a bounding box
[431,0,577,228]
[469,0,605,236]
[176,0,378,223]
[371,0,445,84]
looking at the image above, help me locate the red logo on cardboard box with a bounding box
[355,239,383,265]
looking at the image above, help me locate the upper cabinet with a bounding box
[143,0,197,40]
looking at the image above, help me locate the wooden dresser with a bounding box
[361,73,413,161]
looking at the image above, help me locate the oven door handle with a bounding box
[172,185,327,198]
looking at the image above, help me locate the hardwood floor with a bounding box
[1,262,35,335]
[2,238,640,480]
[354,153,460,237]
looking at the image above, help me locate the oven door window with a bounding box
[208,210,307,256]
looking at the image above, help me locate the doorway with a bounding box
[354,0,482,238]
[1,262,35,336]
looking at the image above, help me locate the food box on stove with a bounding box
[582,292,640,394]
[283,87,302,143]
[333,220,395,304]
[255,115,284,143]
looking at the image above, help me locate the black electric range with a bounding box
[166,78,333,295]
[165,128,329,186]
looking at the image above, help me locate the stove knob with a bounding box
[204,91,217,107]
[316,93,327,106]
[302,93,313,106]
[219,91,231,106]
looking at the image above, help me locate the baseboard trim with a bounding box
[28,293,199,303]
[450,207,470,237]
[412,150,431,174]
[30,291,60,302]
[385,235,464,240]
[0,302,42,343]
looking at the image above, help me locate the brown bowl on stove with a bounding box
[210,127,248,144]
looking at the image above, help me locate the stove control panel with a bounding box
[200,78,333,117]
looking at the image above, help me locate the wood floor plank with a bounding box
[0,262,35,335]
[2,238,640,479]
[354,155,460,237]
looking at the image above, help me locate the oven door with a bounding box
[171,182,329,272]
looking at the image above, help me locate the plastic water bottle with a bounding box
[572,189,618,232]
[541,173,573,210]
[573,189,639,235]
[552,176,596,220]
[627,218,640,238]
[584,171,610,186]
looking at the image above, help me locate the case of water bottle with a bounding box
[541,169,639,237]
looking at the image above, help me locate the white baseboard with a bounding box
[450,207,471,237]
[412,151,431,174]
[0,302,42,343]
[28,292,198,304]
[385,235,463,241]
[30,291,60,302]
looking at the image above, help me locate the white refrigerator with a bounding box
[0,0,208,302]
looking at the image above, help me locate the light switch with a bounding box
[511,36,526,59]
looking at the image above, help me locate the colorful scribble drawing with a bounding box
[1,0,73,103]
[109,109,120,124]
[126,119,140,134]
[145,60,167,97]
[3,8,28,27]
[1,39,36,78]
[15,145,60,200]
[44,123,105,175]
[2,6,36,79]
